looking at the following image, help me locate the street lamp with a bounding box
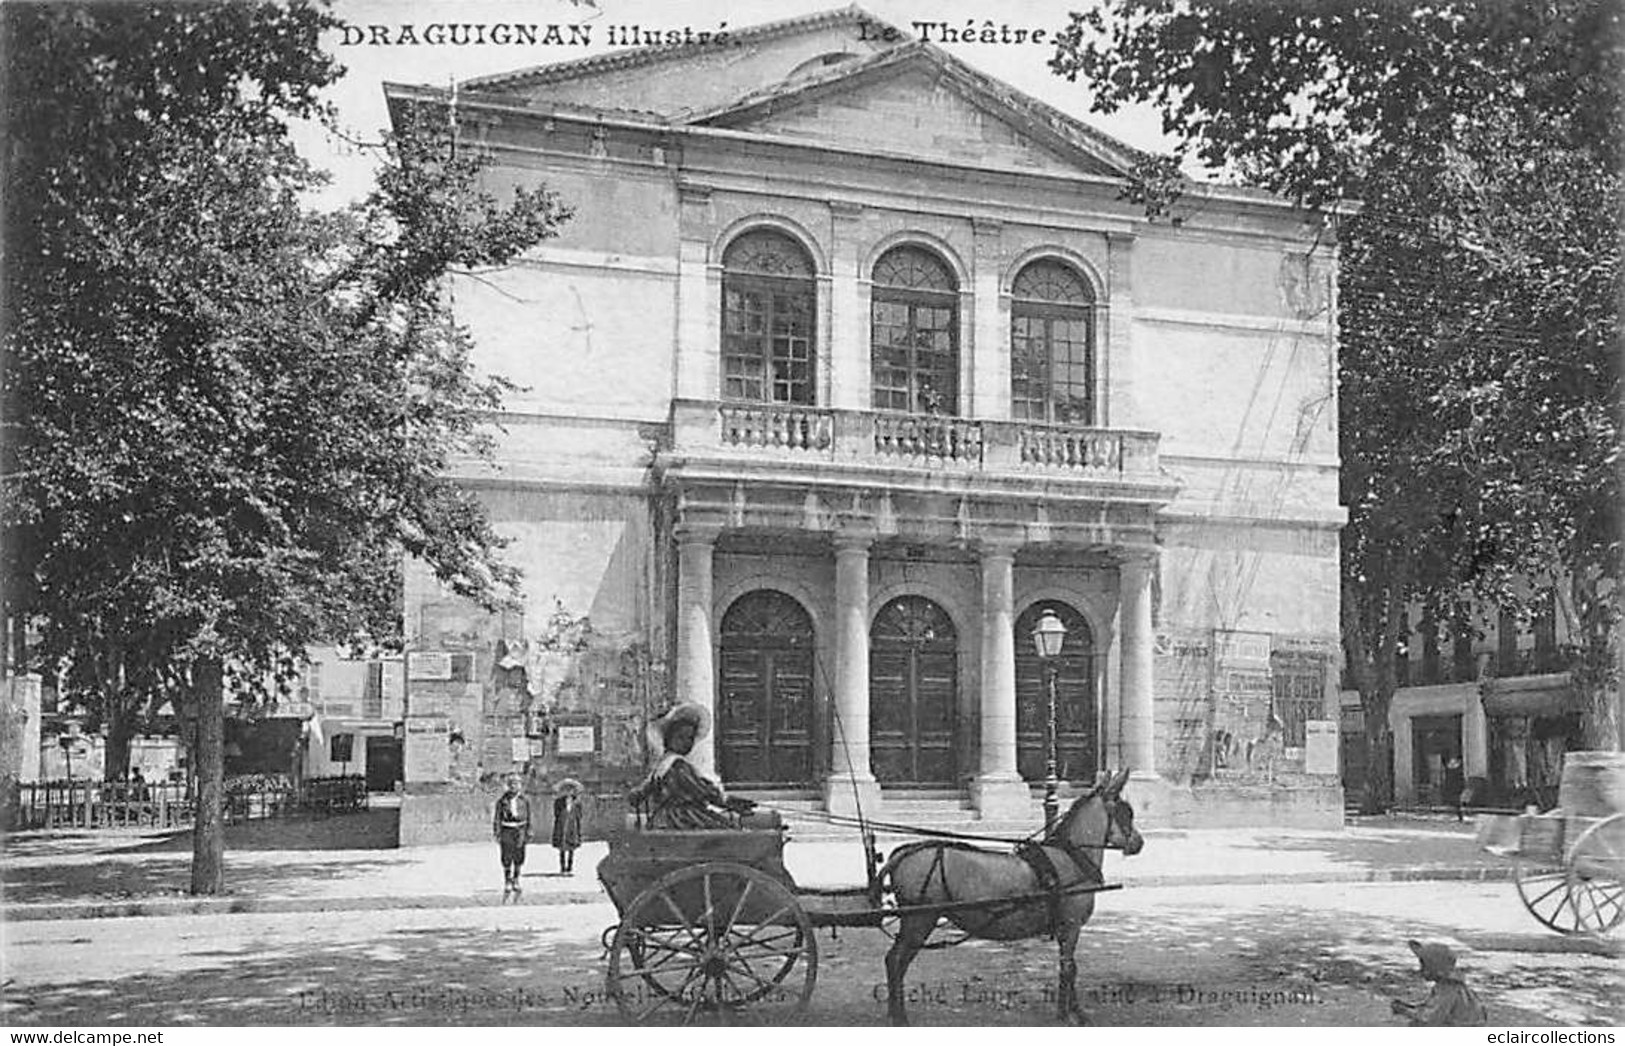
[1031,609,1066,833]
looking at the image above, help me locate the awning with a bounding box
[1480,673,1578,718]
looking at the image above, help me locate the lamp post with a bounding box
[1031,609,1066,832]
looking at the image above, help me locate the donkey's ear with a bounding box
[1108,767,1131,795]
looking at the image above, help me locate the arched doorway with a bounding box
[870,596,958,784]
[718,590,815,785]
[1015,601,1098,783]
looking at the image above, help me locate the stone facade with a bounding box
[386,8,1345,835]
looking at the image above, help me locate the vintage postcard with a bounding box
[3,0,1619,1033]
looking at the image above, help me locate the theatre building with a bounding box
[387,7,1346,839]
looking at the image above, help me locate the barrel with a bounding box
[1559,751,1625,818]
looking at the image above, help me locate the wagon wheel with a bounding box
[604,861,817,1024]
[1563,813,1625,936]
[1516,853,1585,934]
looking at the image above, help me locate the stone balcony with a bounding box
[657,399,1178,541]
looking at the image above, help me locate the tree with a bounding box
[1051,0,1624,800]
[3,2,570,891]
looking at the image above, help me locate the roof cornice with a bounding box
[381,81,1324,219]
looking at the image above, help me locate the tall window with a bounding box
[722,229,816,404]
[871,245,959,414]
[1010,259,1096,424]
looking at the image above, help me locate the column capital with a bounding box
[976,535,1023,562]
[832,527,875,554]
[674,522,722,547]
[677,179,713,203]
[1117,546,1160,569]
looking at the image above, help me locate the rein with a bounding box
[763,800,1136,850]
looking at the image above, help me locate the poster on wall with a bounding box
[407,651,452,680]
[1304,720,1340,775]
[402,716,449,782]
[556,724,596,755]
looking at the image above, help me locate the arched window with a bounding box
[722,229,816,404]
[871,245,959,414]
[1010,259,1096,424]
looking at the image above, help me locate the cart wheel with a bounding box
[1564,813,1625,936]
[604,861,817,1024]
[1515,855,1584,934]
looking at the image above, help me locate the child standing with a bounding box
[552,778,584,875]
[492,773,531,902]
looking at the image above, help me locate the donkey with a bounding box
[880,768,1143,1025]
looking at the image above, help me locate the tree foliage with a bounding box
[3,1,570,881]
[1053,1,1623,778]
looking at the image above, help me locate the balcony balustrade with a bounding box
[677,399,1160,478]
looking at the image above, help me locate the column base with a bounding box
[1124,770,1176,829]
[823,773,882,820]
[970,773,1033,820]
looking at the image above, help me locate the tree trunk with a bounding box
[102,703,135,782]
[190,658,225,895]
[1360,699,1394,814]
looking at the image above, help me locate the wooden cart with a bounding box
[1481,810,1625,936]
[596,811,886,1024]
[595,808,1120,1024]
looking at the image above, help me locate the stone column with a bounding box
[826,533,881,817]
[1119,554,1157,777]
[1463,688,1489,781]
[675,524,719,778]
[1391,706,1416,804]
[972,541,1030,818]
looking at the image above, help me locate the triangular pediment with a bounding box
[461,6,899,118]
[452,7,1141,180]
[686,47,1132,176]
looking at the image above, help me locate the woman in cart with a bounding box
[628,704,753,829]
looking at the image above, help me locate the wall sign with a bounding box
[556,724,596,755]
[403,716,450,782]
[1304,720,1339,776]
[407,652,452,680]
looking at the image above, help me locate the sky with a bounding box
[294,0,1183,207]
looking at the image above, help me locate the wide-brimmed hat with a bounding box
[1408,940,1459,978]
[553,777,583,796]
[646,703,711,753]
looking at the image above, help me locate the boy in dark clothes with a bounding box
[552,778,584,875]
[1391,940,1487,1026]
[492,773,531,902]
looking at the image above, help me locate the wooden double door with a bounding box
[870,596,959,785]
[1015,601,1099,783]
[718,590,815,785]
